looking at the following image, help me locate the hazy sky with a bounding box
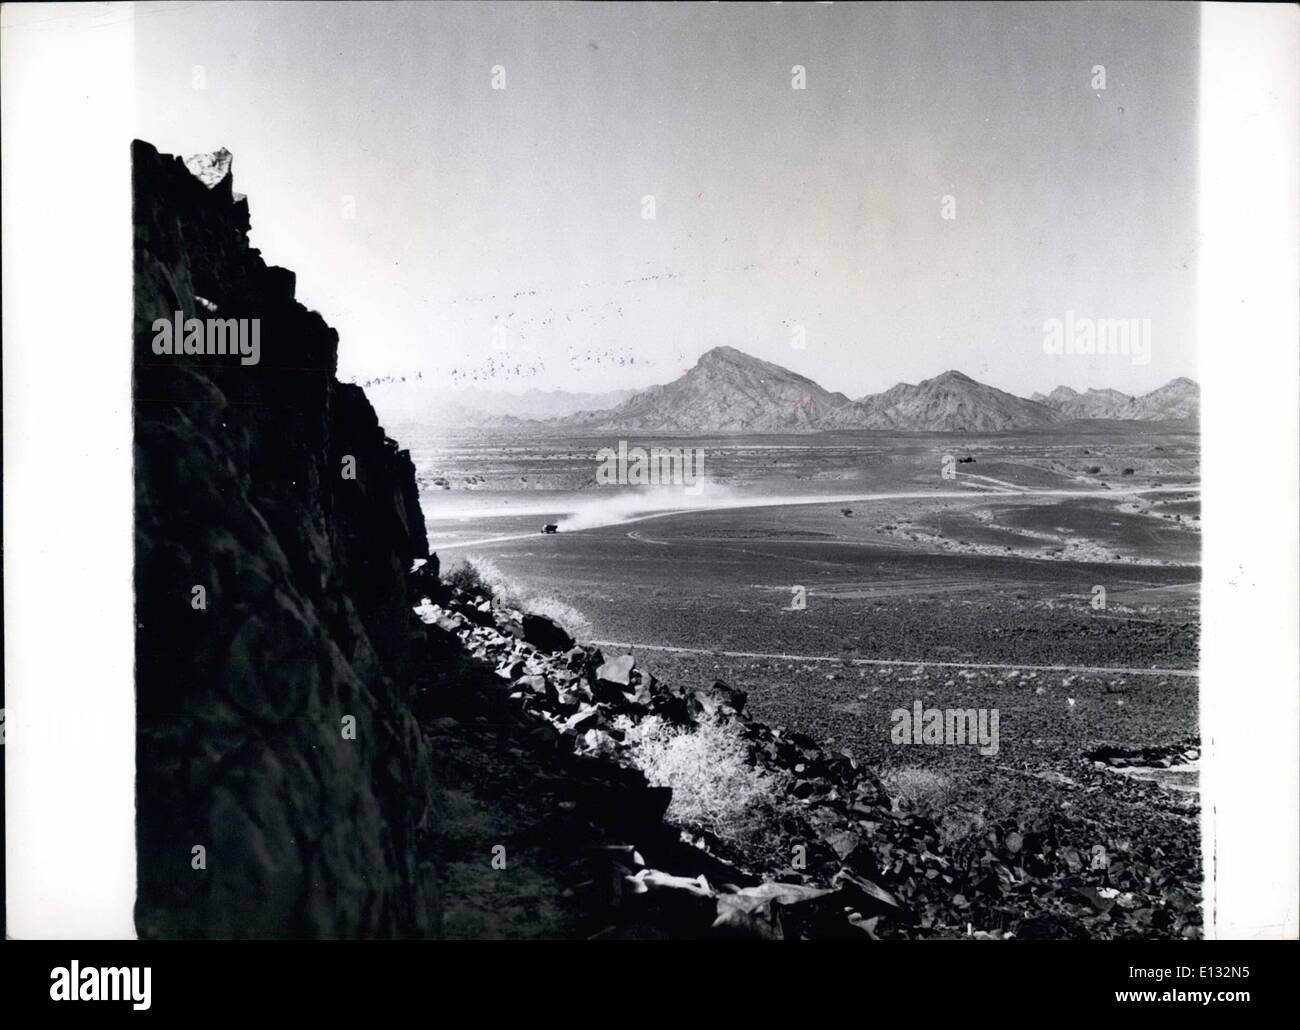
[134,1,1198,398]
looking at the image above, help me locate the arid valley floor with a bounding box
[401,421,1202,936]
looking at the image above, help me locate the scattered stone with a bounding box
[420,577,1202,940]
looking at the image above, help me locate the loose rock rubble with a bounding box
[414,579,1202,939]
[414,583,908,938]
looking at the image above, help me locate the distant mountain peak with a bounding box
[562,345,850,432]
[696,345,784,373]
[699,344,748,361]
[823,367,1063,432]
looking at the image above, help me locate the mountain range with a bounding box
[1030,379,1199,422]
[560,346,1198,433]
[363,346,1198,432]
[362,380,636,426]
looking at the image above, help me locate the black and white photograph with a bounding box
[3,0,1298,986]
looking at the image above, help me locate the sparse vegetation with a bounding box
[444,558,494,599]
[881,766,957,811]
[444,556,591,638]
[615,714,790,841]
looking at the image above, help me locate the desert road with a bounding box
[586,640,1198,679]
[433,483,1199,552]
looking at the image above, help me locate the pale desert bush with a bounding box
[615,715,787,839]
[880,770,988,849]
[443,556,591,638]
[520,595,591,638]
[880,766,956,811]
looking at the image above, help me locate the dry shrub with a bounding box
[880,766,956,811]
[935,808,987,850]
[443,559,494,599]
[444,556,591,638]
[522,596,591,637]
[616,715,786,839]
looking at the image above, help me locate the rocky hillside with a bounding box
[1130,377,1200,420]
[565,345,853,432]
[824,370,1063,432]
[1032,386,1138,420]
[133,141,439,937]
[1033,379,1200,421]
[410,579,1201,940]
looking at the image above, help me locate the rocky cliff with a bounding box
[133,141,438,937]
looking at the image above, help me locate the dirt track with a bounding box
[436,483,1198,552]
[588,639,1198,678]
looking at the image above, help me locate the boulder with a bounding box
[712,881,836,940]
[515,674,554,703]
[592,654,638,703]
[580,728,619,755]
[522,613,574,653]
[407,555,444,603]
[823,829,863,861]
[460,602,497,628]
[596,654,635,687]
[689,679,748,719]
[559,707,602,736]
[622,678,654,708]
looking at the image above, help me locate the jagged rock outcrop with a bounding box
[133,141,438,937]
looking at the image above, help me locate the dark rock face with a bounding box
[133,140,438,937]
